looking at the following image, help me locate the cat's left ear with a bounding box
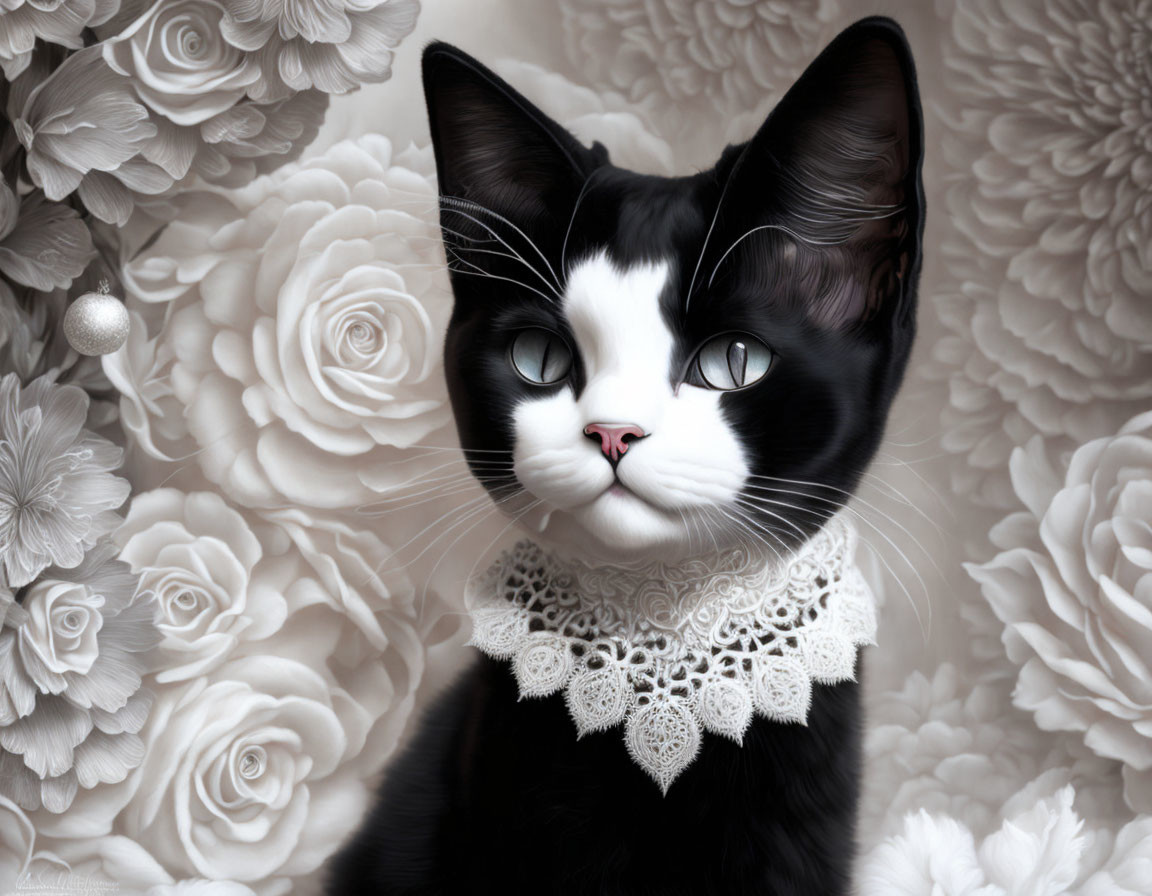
[704,17,924,329]
[421,42,598,229]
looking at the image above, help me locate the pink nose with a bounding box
[583,423,647,464]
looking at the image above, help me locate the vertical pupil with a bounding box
[539,336,552,381]
[726,340,748,386]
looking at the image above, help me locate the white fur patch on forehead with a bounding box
[562,250,675,389]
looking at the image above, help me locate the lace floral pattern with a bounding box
[467,516,875,792]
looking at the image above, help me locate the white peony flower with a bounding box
[219,0,419,99]
[559,0,844,161]
[112,655,377,882]
[116,489,288,682]
[0,542,158,813]
[0,179,95,292]
[0,374,130,587]
[103,0,260,126]
[860,782,1152,896]
[118,135,453,510]
[861,663,1121,847]
[967,410,1152,813]
[0,0,119,79]
[932,0,1152,508]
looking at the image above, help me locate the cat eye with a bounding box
[691,333,773,391]
[510,328,573,385]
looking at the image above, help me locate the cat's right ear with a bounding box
[421,43,595,227]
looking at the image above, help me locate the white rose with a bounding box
[104,0,259,126]
[17,581,105,687]
[255,507,434,778]
[968,409,1152,812]
[52,508,429,856]
[120,135,453,510]
[116,489,288,682]
[117,656,369,882]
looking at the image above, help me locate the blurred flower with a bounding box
[932,0,1152,508]
[0,374,129,587]
[968,410,1152,813]
[559,0,844,161]
[0,542,158,813]
[860,782,1152,896]
[862,663,1121,847]
[491,60,674,175]
[220,0,419,99]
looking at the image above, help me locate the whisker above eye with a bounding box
[447,250,560,306]
[439,195,563,295]
[440,223,562,301]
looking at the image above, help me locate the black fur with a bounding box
[327,655,862,896]
[328,16,923,895]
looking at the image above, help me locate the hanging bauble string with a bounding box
[63,282,130,356]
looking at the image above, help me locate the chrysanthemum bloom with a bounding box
[932,0,1152,508]
[0,374,130,588]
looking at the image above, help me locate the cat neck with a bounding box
[512,512,815,585]
[466,511,875,790]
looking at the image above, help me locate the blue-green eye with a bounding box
[694,334,773,390]
[510,328,572,385]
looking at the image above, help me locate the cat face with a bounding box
[423,18,924,562]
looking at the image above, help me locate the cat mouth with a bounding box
[607,481,631,498]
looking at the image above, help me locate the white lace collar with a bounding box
[465,514,876,792]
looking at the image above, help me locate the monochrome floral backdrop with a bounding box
[0,0,1149,894]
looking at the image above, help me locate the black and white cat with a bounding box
[328,16,923,895]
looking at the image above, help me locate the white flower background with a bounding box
[0,0,1150,893]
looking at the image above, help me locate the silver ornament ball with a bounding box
[63,291,130,356]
